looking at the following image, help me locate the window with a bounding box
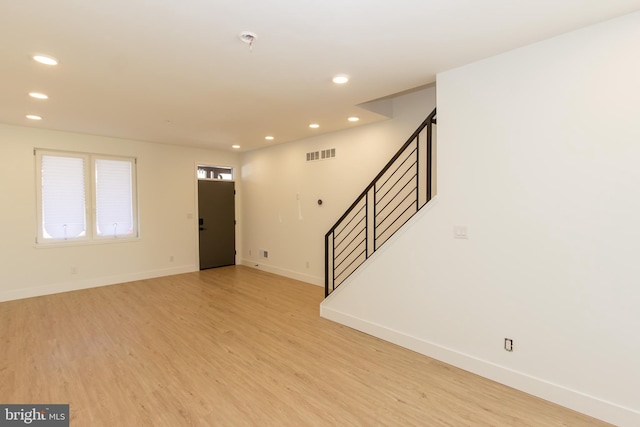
[36,150,138,244]
[197,165,233,180]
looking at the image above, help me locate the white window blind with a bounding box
[41,154,87,240]
[36,150,138,244]
[95,158,134,237]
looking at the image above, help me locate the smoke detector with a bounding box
[239,31,257,45]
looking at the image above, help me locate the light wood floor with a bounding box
[0,266,609,426]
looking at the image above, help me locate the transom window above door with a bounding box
[197,165,233,180]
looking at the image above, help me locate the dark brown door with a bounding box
[198,180,235,269]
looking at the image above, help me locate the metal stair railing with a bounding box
[324,108,436,297]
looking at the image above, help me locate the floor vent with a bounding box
[306,148,336,162]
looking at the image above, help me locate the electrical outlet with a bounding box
[504,338,514,352]
[169,255,174,262]
[70,267,77,275]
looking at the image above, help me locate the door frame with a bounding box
[193,162,239,269]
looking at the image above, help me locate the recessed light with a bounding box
[33,55,58,66]
[29,92,49,100]
[265,136,274,140]
[26,115,42,120]
[348,116,360,122]
[309,123,320,129]
[332,74,349,84]
[232,145,241,149]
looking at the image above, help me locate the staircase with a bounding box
[324,108,437,297]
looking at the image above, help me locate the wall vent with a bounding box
[306,148,336,162]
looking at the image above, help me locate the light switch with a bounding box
[454,225,469,239]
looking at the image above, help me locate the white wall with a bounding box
[239,87,436,284]
[0,124,240,301]
[322,11,640,427]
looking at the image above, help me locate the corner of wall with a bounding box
[239,258,323,287]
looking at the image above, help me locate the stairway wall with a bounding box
[321,11,640,427]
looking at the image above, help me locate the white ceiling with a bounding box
[2,1,640,152]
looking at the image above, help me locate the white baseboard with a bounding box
[320,303,640,427]
[239,258,323,287]
[0,264,198,302]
